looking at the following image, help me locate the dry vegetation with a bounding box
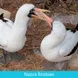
[0,0,78,70]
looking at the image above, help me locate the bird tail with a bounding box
[75,24,78,31]
[0,13,4,19]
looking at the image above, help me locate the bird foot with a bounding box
[33,48,43,56]
[9,53,25,61]
[42,60,68,70]
[0,52,25,65]
[0,52,11,65]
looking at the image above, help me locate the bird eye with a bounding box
[30,8,34,13]
[28,8,35,18]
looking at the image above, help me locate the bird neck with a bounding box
[50,33,65,48]
[41,30,66,51]
[13,7,30,30]
[14,15,29,29]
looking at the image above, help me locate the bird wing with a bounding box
[59,30,78,56]
[4,18,13,27]
[0,19,13,48]
[0,18,13,32]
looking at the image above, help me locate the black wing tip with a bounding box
[0,13,4,19]
[66,28,76,33]
[0,13,8,22]
[66,24,78,33]
[65,43,78,56]
[0,13,4,15]
[75,24,78,31]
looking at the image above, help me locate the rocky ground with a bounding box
[0,0,78,70]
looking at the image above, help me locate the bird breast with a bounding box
[3,35,26,52]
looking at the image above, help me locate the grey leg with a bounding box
[2,49,6,64]
[0,49,11,65]
[0,50,25,65]
[0,49,6,65]
[33,48,42,56]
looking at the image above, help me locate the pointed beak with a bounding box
[31,8,53,27]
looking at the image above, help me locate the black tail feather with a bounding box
[66,24,78,33]
[0,13,4,19]
[0,13,8,22]
[66,42,78,56]
[75,24,78,31]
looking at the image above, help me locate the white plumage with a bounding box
[0,4,52,64]
[40,21,78,62]
[0,4,35,52]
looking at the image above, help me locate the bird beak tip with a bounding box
[32,8,53,27]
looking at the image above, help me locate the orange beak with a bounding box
[31,8,53,27]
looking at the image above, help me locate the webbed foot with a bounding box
[9,52,25,61]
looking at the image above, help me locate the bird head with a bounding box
[19,4,53,27]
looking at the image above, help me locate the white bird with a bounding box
[0,4,51,64]
[40,20,78,62]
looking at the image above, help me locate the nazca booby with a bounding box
[0,4,51,64]
[40,20,78,62]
